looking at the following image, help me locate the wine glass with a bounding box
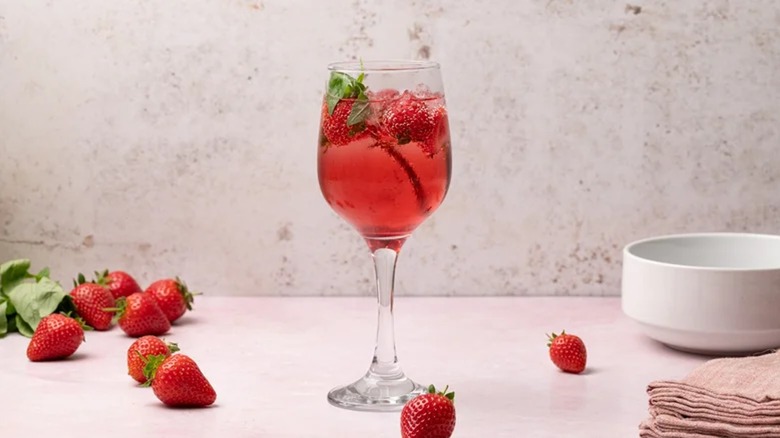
[317,60,452,411]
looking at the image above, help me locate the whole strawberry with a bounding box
[113,292,171,337]
[95,269,142,300]
[145,277,195,323]
[127,336,180,383]
[27,313,88,362]
[382,94,435,145]
[321,100,368,146]
[421,105,450,156]
[547,330,587,374]
[144,353,217,407]
[401,385,456,438]
[70,273,116,331]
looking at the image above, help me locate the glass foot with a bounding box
[327,372,424,412]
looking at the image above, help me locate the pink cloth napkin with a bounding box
[639,351,780,437]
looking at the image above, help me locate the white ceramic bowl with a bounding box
[621,232,780,355]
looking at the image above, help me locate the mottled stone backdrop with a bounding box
[0,1,778,296]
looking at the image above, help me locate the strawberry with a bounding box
[95,269,142,300]
[70,273,115,331]
[381,94,435,145]
[27,313,88,362]
[321,100,367,146]
[112,292,171,337]
[547,330,588,374]
[127,336,180,384]
[320,71,372,146]
[144,353,217,407]
[401,385,457,438]
[421,105,450,156]
[145,277,195,323]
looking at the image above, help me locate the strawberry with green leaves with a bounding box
[27,313,89,362]
[144,353,217,407]
[127,335,180,383]
[320,71,371,146]
[95,269,142,300]
[547,330,588,374]
[145,277,195,323]
[382,93,436,145]
[70,273,115,331]
[401,385,457,438]
[112,292,170,337]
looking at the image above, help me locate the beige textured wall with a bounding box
[1,1,778,296]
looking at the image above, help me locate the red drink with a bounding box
[318,92,452,246]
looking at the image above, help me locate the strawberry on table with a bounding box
[127,336,180,384]
[547,330,588,374]
[70,273,115,331]
[95,269,142,300]
[144,353,217,407]
[145,277,195,324]
[112,292,171,338]
[401,384,457,438]
[27,313,88,362]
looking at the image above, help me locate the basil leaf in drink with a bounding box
[347,94,371,126]
[327,72,352,115]
[326,70,371,122]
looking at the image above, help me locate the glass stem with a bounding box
[369,247,403,379]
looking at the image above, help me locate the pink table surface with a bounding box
[1,297,708,437]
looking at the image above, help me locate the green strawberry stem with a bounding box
[546,330,566,347]
[380,144,427,211]
[175,277,198,311]
[166,341,180,354]
[103,296,127,322]
[427,384,455,402]
[60,311,93,332]
[141,354,168,387]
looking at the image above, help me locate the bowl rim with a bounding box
[623,232,780,272]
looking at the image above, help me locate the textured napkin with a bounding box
[639,350,780,437]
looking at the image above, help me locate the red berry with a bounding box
[382,94,435,145]
[70,278,115,331]
[114,293,171,338]
[145,354,217,407]
[547,330,587,374]
[96,269,142,300]
[27,314,86,362]
[421,105,450,156]
[401,385,456,438]
[145,278,195,323]
[321,100,367,146]
[127,336,180,384]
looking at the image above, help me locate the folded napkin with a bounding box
[640,350,780,438]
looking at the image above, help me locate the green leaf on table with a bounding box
[0,301,7,337]
[7,315,17,333]
[35,267,50,282]
[15,314,33,338]
[0,259,32,291]
[7,276,67,332]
